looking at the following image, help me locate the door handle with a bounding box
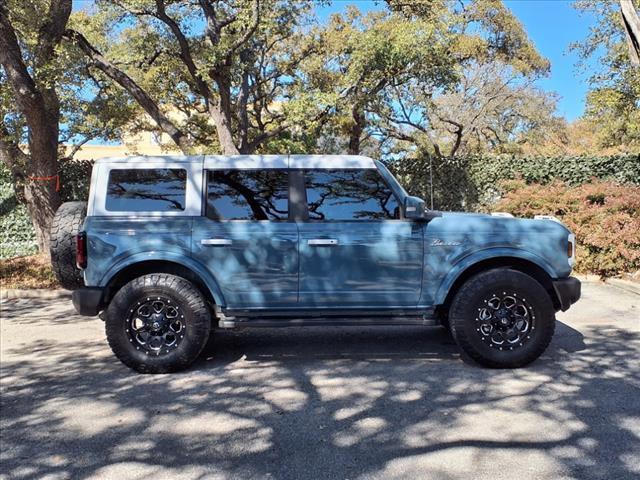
[201,238,232,246]
[308,239,338,246]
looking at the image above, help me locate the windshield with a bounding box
[374,160,409,200]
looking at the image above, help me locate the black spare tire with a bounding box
[50,201,87,290]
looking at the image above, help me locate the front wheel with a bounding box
[105,274,211,373]
[449,268,555,368]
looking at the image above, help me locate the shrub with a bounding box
[494,179,640,277]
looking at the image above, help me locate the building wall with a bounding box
[66,131,181,160]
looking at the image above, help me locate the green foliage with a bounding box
[0,159,93,259]
[390,153,640,211]
[0,167,37,258]
[494,179,640,277]
[58,159,94,202]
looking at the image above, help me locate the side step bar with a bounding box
[217,316,440,329]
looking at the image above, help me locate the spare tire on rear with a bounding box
[50,201,87,290]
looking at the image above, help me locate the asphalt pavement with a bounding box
[0,282,638,480]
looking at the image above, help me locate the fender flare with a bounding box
[100,252,226,306]
[434,247,558,305]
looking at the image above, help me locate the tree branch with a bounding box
[65,29,191,153]
[0,4,46,123]
[227,0,261,58]
[153,0,211,100]
[35,0,72,68]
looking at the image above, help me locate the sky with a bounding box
[72,0,600,122]
[317,0,599,122]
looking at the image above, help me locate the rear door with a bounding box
[297,168,423,308]
[191,164,298,308]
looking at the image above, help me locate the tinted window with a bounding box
[207,170,288,220]
[106,168,186,212]
[305,169,399,220]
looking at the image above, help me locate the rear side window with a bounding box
[106,168,187,212]
[207,170,288,220]
[305,169,399,220]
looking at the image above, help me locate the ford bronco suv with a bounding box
[50,155,580,373]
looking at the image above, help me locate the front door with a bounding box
[191,168,298,308]
[297,169,423,308]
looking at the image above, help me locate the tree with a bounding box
[0,0,137,252]
[301,5,455,155]
[327,0,555,159]
[573,0,640,151]
[0,0,72,251]
[379,61,561,157]
[66,0,328,155]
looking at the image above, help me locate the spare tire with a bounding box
[50,201,87,290]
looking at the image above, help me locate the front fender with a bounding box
[432,247,558,306]
[100,252,226,306]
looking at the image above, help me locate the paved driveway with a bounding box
[1,282,638,480]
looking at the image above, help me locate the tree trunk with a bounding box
[620,0,640,65]
[208,103,240,154]
[348,106,365,155]
[23,179,60,253]
[0,0,69,254]
[210,70,241,155]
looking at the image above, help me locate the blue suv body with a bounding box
[63,154,580,372]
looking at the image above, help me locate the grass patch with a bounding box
[0,254,60,290]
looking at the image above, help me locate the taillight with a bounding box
[76,232,87,269]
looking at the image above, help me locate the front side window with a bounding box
[207,170,288,220]
[305,169,399,221]
[106,168,187,212]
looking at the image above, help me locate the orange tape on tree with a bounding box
[29,174,60,192]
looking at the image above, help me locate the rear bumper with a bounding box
[72,287,104,316]
[552,276,581,312]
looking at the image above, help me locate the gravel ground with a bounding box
[1,282,638,480]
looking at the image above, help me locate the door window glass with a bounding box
[106,168,187,211]
[304,169,399,220]
[207,170,288,220]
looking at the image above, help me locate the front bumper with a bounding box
[72,287,104,316]
[552,276,581,312]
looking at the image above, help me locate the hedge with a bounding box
[0,179,38,258]
[390,153,640,211]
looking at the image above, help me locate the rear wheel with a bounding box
[105,274,211,373]
[449,268,555,368]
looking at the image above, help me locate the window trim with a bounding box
[297,168,405,222]
[204,168,292,222]
[92,162,202,217]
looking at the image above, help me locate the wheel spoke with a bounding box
[127,296,186,355]
[475,292,534,349]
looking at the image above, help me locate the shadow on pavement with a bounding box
[1,316,638,479]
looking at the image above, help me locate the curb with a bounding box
[605,278,640,296]
[574,275,640,296]
[574,274,601,283]
[0,289,71,300]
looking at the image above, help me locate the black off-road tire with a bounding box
[105,274,211,374]
[449,268,555,368]
[50,201,87,290]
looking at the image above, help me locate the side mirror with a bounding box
[403,196,441,221]
[403,196,426,219]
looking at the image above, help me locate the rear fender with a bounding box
[100,252,225,306]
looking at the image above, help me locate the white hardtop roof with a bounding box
[94,154,376,169]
